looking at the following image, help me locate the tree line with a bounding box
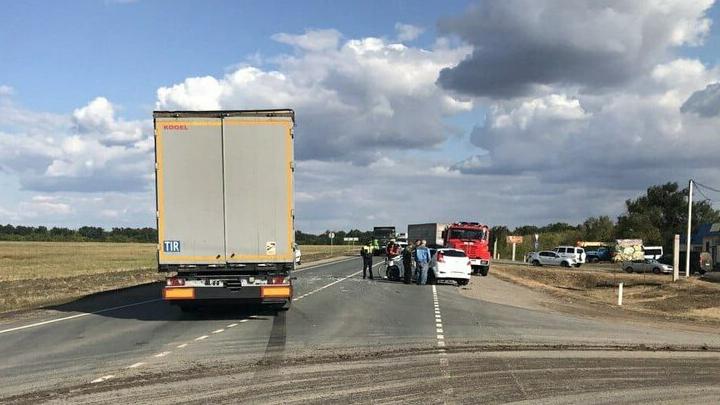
[1,182,716,250]
[0,225,156,243]
[491,182,720,258]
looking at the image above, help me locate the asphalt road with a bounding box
[1,257,720,404]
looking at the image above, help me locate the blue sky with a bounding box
[1,1,720,233]
[0,0,469,118]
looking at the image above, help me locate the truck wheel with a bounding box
[457,279,469,286]
[480,266,489,276]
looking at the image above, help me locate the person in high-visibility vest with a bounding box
[360,242,374,279]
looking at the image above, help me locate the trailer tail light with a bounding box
[270,276,286,285]
[261,285,292,298]
[166,277,185,286]
[163,287,194,300]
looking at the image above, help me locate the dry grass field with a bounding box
[492,262,720,322]
[0,242,354,313]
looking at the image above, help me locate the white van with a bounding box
[643,246,663,260]
[553,246,586,267]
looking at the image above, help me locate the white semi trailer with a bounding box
[154,110,295,311]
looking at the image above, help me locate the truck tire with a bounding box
[480,266,489,276]
[457,279,469,286]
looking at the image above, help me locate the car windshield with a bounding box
[448,229,487,240]
[440,249,466,257]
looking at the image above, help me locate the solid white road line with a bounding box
[0,298,161,335]
[292,256,358,273]
[294,267,370,301]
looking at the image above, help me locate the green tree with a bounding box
[581,216,615,242]
[616,182,720,247]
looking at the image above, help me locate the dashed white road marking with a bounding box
[239,319,249,323]
[227,323,238,328]
[432,284,454,399]
[91,375,114,384]
[177,343,188,349]
[195,335,209,341]
[127,362,145,369]
[212,329,224,334]
[154,351,171,358]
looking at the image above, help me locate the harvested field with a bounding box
[492,262,720,322]
[0,242,352,313]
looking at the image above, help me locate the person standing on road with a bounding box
[415,240,431,285]
[361,242,374,280]
[402,242,415,284]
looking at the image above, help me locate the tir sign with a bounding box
[163,240,181,252]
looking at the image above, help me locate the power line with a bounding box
[693,180,720,194]
[695,185,715,204]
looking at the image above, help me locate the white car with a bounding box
[429,248,471,286]
[553,246,586,267]
[294,244,301,265]
[529,251,578,268]
[623,259,673,274]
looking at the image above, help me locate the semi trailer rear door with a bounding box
[155,117,226,265]
[223,117,294,263]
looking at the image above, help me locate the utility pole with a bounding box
[673,234,679,282]
[685,180,693,278]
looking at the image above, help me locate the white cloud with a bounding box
[0,85,14,97]
[156,29,473,164]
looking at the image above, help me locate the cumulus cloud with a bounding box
[156,30,473,164]
[437,0,714,98]
[0,95,151,193]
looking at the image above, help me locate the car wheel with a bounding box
[532,260,541,266]
[457,279,469,286]
[561,261,570,268]
[574,263,582,268]
[591,257,599,263]
[624,267,634,273]
[652,267,661,275]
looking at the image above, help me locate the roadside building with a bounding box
[682,223,720,268]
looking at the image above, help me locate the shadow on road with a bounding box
[45,281,280,322]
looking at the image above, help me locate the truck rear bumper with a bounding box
[163,285,292,304]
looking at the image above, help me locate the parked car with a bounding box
[429,248,471,286]
[585,246,612,263]
[294,244,302,265]
[553,246,586,267]
[622,259,673,274]
[529,251,578,267]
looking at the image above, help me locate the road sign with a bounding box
[506,235,523,244]
[534,233,539,250]
[343,237,359,242]
[329,232,335,239]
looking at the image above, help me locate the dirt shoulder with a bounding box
[462,262,720,330]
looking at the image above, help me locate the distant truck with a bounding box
[408,222,491,276]
[154,110,295,311]
[372,226,396,255]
